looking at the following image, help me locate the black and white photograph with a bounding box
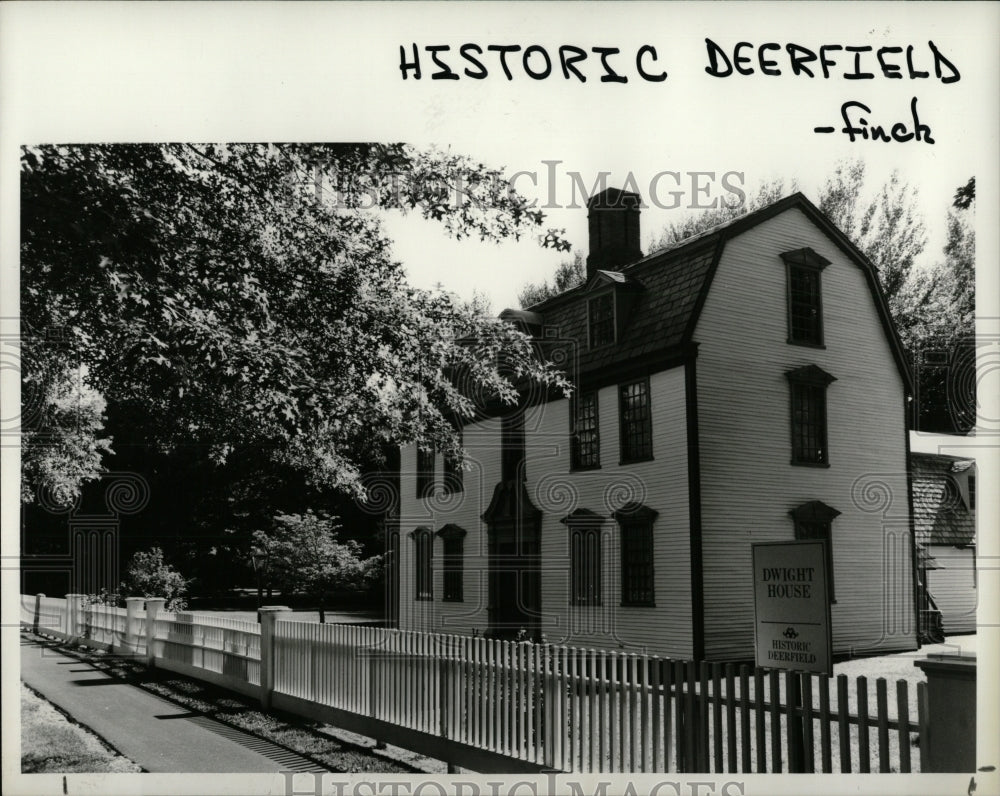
[2,3,998,795]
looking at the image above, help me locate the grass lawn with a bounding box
[21,683,141,773]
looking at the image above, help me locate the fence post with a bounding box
[786,671,805,773]
[32,593,44,633]
[124,597,145,655]
[64,594,85,639]
[543,644,557,770]
[145,597,166,667]
[259,605,291,711]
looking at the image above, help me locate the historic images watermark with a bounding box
[315,162,748,214]
[282,773,748,796]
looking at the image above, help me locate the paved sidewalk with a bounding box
[20,635,330,773]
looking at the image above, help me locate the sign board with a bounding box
[752,541,832,676]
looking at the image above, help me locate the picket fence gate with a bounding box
[21,594,925,774]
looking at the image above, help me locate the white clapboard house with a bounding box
[912,452,977,636]
[394,189,918,661]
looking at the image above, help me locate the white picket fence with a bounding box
[22,594,936,774]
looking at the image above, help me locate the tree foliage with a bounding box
[122,546,189,609]
[517,251,586,308]
[21,144,572,503]
[651,178,794,252]
[817,161,927,323]
[252,511,379,622]
[20,366,112,506]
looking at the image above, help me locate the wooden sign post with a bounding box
[752,540,833,772]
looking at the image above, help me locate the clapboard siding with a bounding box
[397,418,501,634]
[693,207,917,660]
[398,370,693,658]
[926,546,977,635]
[524,367,693,658]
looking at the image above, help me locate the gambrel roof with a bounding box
[527,192,913,392]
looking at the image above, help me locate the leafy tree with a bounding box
[901,185,976,432]
[953,176,975,210]
[817,161,927,321]
[20,365,112,506]
[122,546,189,610]
[252,511,379,622]
[21,144,572,504]
[518,251,586,308]
[651,177,794,252]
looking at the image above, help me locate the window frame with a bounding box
[563,509,605,607]
[786,365,836,467]
[587,291,616,350]
[618,377,654,464]
[613,503,658,607]
[410,527,434,602]
[782,248,830,349]
[437,524,466,603]
[570,390,601,471]
[790,501,841,603]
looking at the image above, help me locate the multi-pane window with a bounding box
[588,293,615,349]
[619,378,653,462]
[569,525,602,606]
[416,448,435,498]
[411,528,433,601]
[571,391,600,469]
[790,500,840,603]
[790,382,827,464]
[969,474,976,510]
[501,411,525,482]
[443,427,464,495]
[786,365,835,466]
[783,247,829,347]
[438,525,466,602]
[620,521,655,606]
[789,266,822,345]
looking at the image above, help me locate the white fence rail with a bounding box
[22,594,944,774]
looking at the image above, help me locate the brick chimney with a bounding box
[586,187,642,280]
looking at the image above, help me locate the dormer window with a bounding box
[588,293,615,348]
[782,248,830,347]
[585,270,644,350]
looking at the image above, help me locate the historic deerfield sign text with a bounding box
[752,541,833,675]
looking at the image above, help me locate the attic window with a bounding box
[588,293,615,348]
[585,271,645,350]
[782,248,830,347]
